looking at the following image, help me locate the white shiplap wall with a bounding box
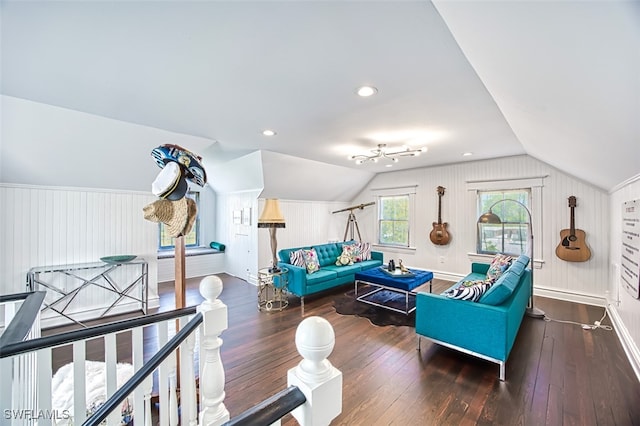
[608,174,640,380]
[0,184,159,321]
[350,155,610,303]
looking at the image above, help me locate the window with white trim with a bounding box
[373,185,417,249]
[379,195,410,246]
[477,189,531,256]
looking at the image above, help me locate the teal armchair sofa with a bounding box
[415,255,531,380]
[278,241,383,311]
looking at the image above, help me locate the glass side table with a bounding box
[257,267,289,311]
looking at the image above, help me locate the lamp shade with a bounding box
[478,210,502,224]
[258,199,286,228]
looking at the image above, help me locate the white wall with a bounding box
[0,184,159,324]
[608,174,640,380]
[256,198,350,270]
[350,155,610,304]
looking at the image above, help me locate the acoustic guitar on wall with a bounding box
[555,195,591,262]
[430,186,451,245]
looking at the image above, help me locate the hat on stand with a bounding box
[151,161,188,201]
[143,197,197,237]
[151,144,207,187]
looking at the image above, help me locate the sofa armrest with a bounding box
[277,262,307,297]
[416,292,509,361]
[371,251,383,262]
[471,262,490,275]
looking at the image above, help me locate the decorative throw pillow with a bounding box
[357,242,372,261]
[444,279,493,302]
[302,248,320,274]
[486,254,513,282]
[342,244,362,263]
[335,252,353,266]
[289,249,306,267]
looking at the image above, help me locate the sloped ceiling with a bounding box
[433,0,640,191]
[1,1,638,193]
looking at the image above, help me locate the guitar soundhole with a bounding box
[568,235,577,242]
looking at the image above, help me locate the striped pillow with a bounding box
[289,249,306,267]
[357,242,372,261]
[443,279,493,302]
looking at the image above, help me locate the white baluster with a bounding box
[169,353,178,426]
[287,316,343,426]
[132,327,145,426]
[144,373,153,426]
[180,316,198,426]
[197,275,230,426]
[158,322,169,426]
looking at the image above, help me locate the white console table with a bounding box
[26,259,148,327]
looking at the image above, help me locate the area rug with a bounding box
[332,285,416,327]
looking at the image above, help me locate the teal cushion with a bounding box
[479,271,514,305]
[324,264,362,277]
[305,269,338,285]
[313,244,342,267]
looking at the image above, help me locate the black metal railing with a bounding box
[83,311,204,426]
[0,291,46,351]
[223,386,307,426]
[0,305,197,359]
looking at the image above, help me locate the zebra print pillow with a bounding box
[289,249,306,267]
[443,279,493,302]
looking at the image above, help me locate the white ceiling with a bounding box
[1,1,638,191]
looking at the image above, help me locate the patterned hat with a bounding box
[151,161,188,201]
[151,144,207,187]
[143,197,197,237]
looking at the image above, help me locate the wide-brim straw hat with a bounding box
[143,197,197,238]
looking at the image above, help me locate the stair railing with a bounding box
[1,291,46,426]
[1,276,343,426]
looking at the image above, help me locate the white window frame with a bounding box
[467,177,545,268]
[371,185,417,252]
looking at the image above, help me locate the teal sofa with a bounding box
[415,255,531,380]
[278,241,383,311]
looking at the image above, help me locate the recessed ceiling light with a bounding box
[463,152,473,156]
[356,86,378,97]
[262,129,276,136]
[385,164,393,168]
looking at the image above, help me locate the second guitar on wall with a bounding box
[430,186,451,246]
[556,195,591,262]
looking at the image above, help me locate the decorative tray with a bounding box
[380,266,415,277]
[100,255,137,264]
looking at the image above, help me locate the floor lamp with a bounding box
[477,199,545,319]
[258,199,286,273]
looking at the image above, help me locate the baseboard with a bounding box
[607,303,640,384]
[534,285,607,307]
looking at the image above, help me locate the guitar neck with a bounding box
[437,194,442,224]
[570,206,576,236]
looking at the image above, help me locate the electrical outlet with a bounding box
[438,256,445,263]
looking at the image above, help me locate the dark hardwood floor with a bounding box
[46,274,640,425]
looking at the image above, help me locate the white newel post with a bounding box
[197,275,230,426]
[287,317,343,426]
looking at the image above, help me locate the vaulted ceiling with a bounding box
[1,1,638,192]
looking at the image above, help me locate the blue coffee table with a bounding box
[354,266,434,315]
